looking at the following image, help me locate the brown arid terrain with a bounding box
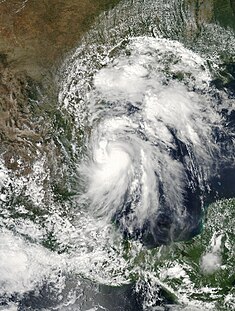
[0,0,119,78]
[0,53,42,174]
[0,0,119,176]
[0,0,234,178]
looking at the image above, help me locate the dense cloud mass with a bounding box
[61,36,234,247]
[1,0,234,309]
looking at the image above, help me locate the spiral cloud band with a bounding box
[60,37,234,247]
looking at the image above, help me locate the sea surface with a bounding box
[0,1,234,310]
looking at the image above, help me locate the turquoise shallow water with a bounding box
[0,0,234,310]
